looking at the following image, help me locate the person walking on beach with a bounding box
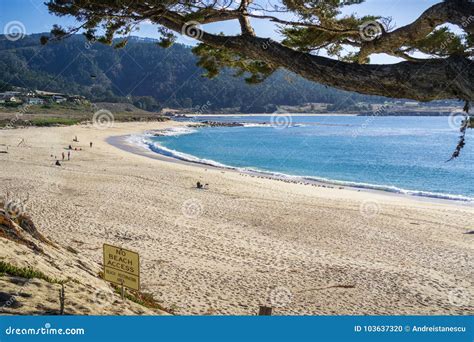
[90,142,93,148]
[67,151,70,161]
[62,152,65,161]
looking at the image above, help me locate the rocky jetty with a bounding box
[199,120,245,127]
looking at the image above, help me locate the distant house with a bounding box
[35,90,65,97]
[24,91,36,97]
[0,91,22,104]
[0,95,20,103]
[68,94,87,104]
[25,97,45,105]
[52,95,67,104]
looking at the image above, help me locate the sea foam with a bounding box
[127,126,474,203]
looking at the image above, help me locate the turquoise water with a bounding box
[145,116,474,201]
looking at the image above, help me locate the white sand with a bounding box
[0,121,473,315]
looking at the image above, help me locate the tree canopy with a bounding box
[44,0,473,102]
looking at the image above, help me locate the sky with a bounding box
[0,0,442,64]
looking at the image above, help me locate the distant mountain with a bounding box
[0,34,386,111]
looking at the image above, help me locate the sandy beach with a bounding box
[0,121,473,315]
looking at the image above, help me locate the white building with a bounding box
[0,95,20,103]
[25,97,45,105]
[52,95,67,104]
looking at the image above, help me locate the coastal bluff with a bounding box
[0,206,169,315]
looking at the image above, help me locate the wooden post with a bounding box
[59,284,65,315]
[120,280,125,300]
[258,306,272,316]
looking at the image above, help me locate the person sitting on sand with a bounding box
[55,160,61,166]
[196,182,209,189]
[68,145,72,150]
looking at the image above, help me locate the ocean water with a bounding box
[139,116,474,201]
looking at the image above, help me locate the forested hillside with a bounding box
[0,34,385,111]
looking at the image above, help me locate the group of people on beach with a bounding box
[53,136,93,166]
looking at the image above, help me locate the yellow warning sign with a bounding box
[103,244,140,291]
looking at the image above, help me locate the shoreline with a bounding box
[109,127,473,207]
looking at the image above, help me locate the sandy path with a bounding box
[0,122,473,315]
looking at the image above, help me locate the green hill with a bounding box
[0,34,385,111]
